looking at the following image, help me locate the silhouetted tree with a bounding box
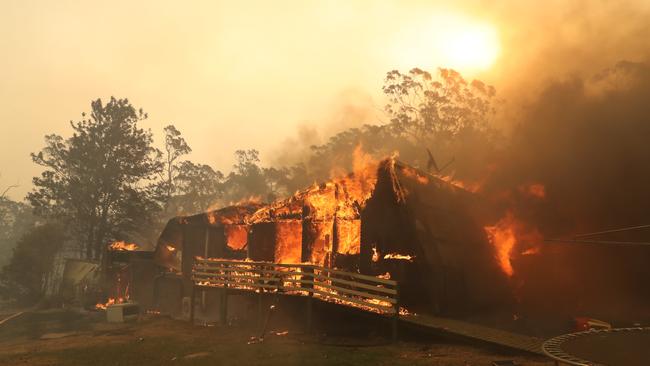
[222,149,269,202]
[0,223,64,304]
[174,161,224,212]
[160,124,192,202]
[0,197,36,267]
[383,68,495,144]
[28,97,162,260]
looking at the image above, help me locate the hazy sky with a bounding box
[2,0,648,200]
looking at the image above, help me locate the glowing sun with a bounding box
[392,13,501,73]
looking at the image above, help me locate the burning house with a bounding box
[153,157,512,318]
[84,148,649,343]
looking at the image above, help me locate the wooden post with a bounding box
[392,284,399,342]
[258,290,263,328]
[220,271,229,325]
[220,287,228,325]
[202,228,210,311]
[190,284,196,324]
[306,293,314,333]
[303,266,315,333]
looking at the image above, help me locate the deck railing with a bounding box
[190,257,400,338]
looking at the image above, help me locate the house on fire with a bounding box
[153,158,512,316]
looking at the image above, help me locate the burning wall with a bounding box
[360,159,512,314]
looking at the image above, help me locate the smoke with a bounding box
[489,60,650,235]
[490,0,650,100]
[269,87,379,170]
[478,61,650,328]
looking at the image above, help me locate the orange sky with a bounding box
[1,0,648,200]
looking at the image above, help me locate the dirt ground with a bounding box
[0,308,554,366]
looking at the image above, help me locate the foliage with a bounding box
[27,97,162,260]
[222,149,268,202]
[0,198,36,267]
[383,68,495,143]
[300,68,499,181]
[173,161,224,213]
[0,223,65,305]
[159,124,192,202]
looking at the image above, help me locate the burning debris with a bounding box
[94,239,158,313]
[383,253,415,262]
[109,241,139,251]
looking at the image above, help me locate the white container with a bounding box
[106,302,140,323]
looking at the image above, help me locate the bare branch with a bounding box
[1,184,19,199]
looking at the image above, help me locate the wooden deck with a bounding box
[190,258,545,355]
[401,313,545,355]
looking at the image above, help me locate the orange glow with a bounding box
[525,183,546,199]
[109,241,139,251]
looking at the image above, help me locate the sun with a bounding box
[439,21,500,71]
[391,13,501,73]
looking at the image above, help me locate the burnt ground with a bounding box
[0,306,553,366]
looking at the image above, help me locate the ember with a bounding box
[371,247,379,262]
[95,297,127,310]
[383,253,414,261]
[440,175,482,193]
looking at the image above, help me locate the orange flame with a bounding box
[275,220,303,264]
[484,213,517,277]
[329,144,378,208]
[484,211,543,277]
[95,297,126,310]
[109,241,139,251]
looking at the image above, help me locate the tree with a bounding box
[222,149,269,202]
[174,161,224,213]
[160,124,191,203]
[0,223,64,304]
[28,97,162,260]
[383,68,495,144]
[0,197,36,267]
